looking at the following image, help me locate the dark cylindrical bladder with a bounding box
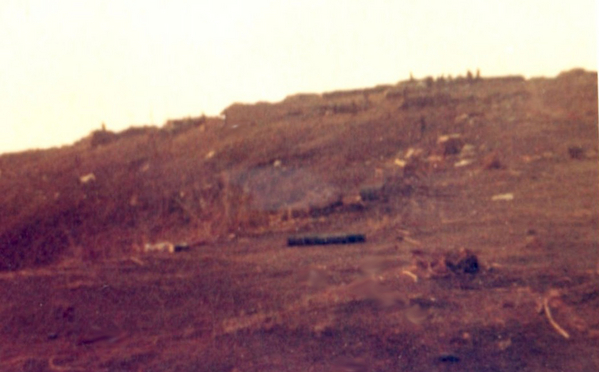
[287,233,366,247]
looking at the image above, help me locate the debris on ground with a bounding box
[543,295,571,339]
[492,193,514,201]
[143,242,190,253]
[454,159,474,168]
[438,354,461,364]
[397,234,422,247]
[287,233,366,246]
[394,158,407,168]
[408,248,482,278]
[437,134,462,143]
[409,250,450,278]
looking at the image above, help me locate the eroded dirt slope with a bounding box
[0,69,597,371]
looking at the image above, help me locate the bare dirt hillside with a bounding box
[0,69,598,371]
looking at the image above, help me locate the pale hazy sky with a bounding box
[1,0,597,154]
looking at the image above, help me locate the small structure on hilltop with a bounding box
[90,129,118,148]
[163,115,206,135]
[221,102,281,127]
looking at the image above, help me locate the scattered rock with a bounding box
[454,113,470,125]
[482,153,504,169]
[460,143,476,157]
[522,154,541,163]
[454,159,474,168]
[409,250,450,278]
[404,147,423,159]
[394,158,407,168]
[426,155,444,163]
[79,173,96,184]
[568,145,585,159]
[437,134,462,143]
[444,248,480,275]
[438,134,464,156]
[144,242,173,253]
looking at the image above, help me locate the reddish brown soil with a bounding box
[0,69,598,371]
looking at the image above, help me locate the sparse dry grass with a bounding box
[0,70,597,370]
